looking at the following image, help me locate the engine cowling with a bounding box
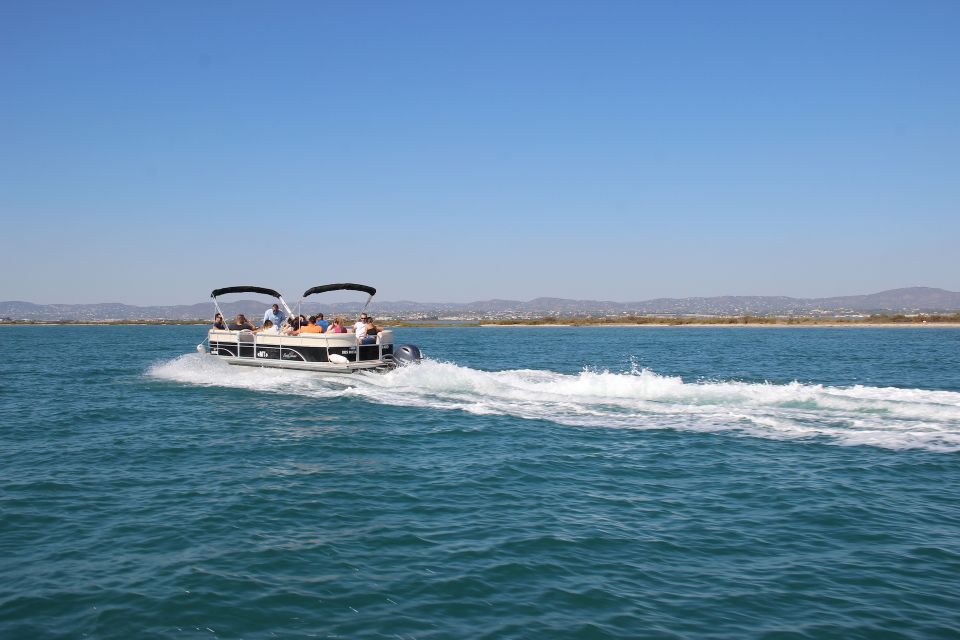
[391,344,422,366]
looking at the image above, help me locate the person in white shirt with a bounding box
[353,314,368,336]
[359,317,380,345]
[256,319,280,335]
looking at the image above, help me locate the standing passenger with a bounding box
[263,303,286,329]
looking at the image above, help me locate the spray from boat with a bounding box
[148,354,960,453]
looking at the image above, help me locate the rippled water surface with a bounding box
[2,326,960,639]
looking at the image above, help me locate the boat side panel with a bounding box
[209,331,393,363]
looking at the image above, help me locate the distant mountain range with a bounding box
[2,287,959,322]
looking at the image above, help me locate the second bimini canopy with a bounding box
[299,283,377,315]
[301,283,376,298]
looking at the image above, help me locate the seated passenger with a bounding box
[360,317,381,345]
[228,314,256,331]
[256,319,280,335]
[281,317,300,335]
[316,313,329,333]
[295,316,323,335]
[213,313,226,330]
[326,316,347,333]
[352,313,370,334]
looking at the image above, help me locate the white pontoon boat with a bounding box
[199,284,422,373]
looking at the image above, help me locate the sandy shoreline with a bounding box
[479,323,960,329]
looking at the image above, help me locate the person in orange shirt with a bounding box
[293,316,324,335]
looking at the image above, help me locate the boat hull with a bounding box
[221,357,393,374]
[207,329,398,374]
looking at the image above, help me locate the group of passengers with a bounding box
[213,304,381,344]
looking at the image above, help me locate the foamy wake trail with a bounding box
[148,355,960,453]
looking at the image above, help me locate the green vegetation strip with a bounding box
[480,313,960,326]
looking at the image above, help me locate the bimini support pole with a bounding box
[277,296,294,320]
[212,296,226,321]
[360,293,374,315]
[199,296,226,353]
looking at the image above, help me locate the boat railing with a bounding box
[209,328,386,363]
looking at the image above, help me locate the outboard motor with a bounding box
[391,344,422,367]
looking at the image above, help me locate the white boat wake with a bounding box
[148,354,960,453]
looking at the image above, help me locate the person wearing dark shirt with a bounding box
[228,314,256,331]
[213,313,226,330]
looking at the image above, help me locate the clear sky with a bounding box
[1,1,958,304]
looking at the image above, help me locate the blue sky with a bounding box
[1,1,957,304]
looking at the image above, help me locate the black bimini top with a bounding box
[211,286,284,299]
[302,283,377,298]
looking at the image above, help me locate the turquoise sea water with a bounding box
[2,326,960,639]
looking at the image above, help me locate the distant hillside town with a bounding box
[2,287,959,323]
